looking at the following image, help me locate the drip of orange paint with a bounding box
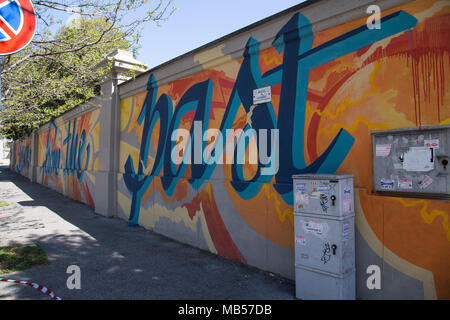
[358,14,449,126]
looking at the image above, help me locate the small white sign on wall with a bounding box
[253,86,271,105]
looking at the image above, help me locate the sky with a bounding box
[134,0,304,69]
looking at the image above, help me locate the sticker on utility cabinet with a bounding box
[424,139,439,149]
[295,235,306,246]
[343,199,352,213]
[393,163,403,169]
[418,175,433,189]
[376,144,391,157]
[295,192,309,209]
[318,184,329,194]
[343,188,351,198]
[295,183,306,192]
[402,147,434,172]
[398,178,413,189]
[380,179,395,190]
[301,219,329,239]
[342,220,352,241]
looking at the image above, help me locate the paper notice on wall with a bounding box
[424,139,439,149]
[376,144,391,157]
[398,178,413,189]
[402,147,434,172]
[418,175,433,189]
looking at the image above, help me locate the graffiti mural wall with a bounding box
[10,0,450,299]
[36,109,100,207]
[118,0,449,298]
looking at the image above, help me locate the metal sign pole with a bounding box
[0,56,2,111]
[0,0,37,110]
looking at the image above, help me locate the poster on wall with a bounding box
[402,147,434,172]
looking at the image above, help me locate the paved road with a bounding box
[0,167,295,300]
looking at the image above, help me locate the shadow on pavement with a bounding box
[0,168,295,300]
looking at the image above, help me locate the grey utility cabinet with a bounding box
[292,174,356,300]
[371,125,450,198]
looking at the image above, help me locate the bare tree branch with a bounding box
[1,0,176,139]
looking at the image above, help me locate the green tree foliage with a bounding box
[0,0,175,140]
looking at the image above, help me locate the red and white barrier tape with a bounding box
[0,278,62,300]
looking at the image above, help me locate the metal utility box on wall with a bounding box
[372,125,450,198]
[293,174,355,300]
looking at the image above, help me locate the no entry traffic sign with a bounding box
[0,0,36,55]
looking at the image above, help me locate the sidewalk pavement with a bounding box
[0,167,295,300]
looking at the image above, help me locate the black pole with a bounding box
[0,56,2,111]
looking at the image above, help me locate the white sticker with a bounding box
[419,175,433,189]
[295,235,306,246]
[424,139,439,149]
[295,192,309,206]
[343,199,352,212]
[295,183,306,192]
[301,220,329,239]
[253,86,271,104]
[398,178,413,189]
[376,144,391,157]
[402,147,434,172]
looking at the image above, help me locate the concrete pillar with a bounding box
[94,50,147,217]
[30,131,38,182]
[9,141,15,170]
[0,138,3,164]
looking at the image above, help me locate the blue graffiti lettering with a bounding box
[63,119,91,182]
[124,11,418,224]
[15,144,31,174]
